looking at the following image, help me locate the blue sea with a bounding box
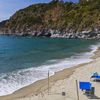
[0,35,100,96]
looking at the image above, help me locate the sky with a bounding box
[0,0,78,22]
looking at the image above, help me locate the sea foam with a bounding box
[0,43,99,96]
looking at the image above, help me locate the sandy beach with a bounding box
[0,49,100,100]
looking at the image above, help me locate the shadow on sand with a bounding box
[88,95,100,99]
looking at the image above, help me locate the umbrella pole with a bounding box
[76,80,79,100]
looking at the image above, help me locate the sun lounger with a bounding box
[79,82,91,91]
[90,72,100,81]
[79,82,94,96]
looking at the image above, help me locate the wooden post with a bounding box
[48,70,50,95]
[76,80,79,100]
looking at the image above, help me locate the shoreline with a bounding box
[0,47,100,100]
[0,37,99,97]
[1,34,100,39]
[0,64,78,100]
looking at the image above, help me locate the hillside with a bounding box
[0,0,100,39]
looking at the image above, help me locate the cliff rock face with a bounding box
[0,0,100,39]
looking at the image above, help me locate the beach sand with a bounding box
[0,49,100,100]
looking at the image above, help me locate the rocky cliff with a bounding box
[0,0,100,39]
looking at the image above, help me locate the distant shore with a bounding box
[0,46,100,100]
[0,29,100,39]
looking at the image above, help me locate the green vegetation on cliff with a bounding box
[0,0,100,34]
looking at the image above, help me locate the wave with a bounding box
[0,42,99,96]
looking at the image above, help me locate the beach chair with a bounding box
[79,82,94,97]
[90,72,100,82]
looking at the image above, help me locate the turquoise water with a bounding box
[0,35,100,96]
